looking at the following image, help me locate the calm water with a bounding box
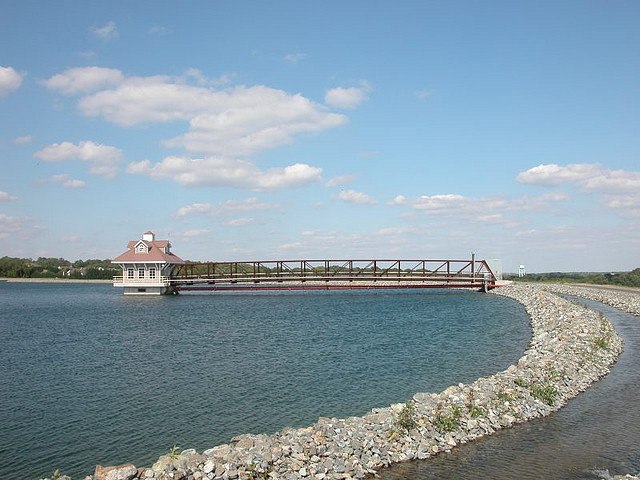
[0,283,530,480]
[381,297,640,480]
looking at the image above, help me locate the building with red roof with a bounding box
[112,231,184,295]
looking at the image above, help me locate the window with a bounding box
[138,268,145,278]
[135,243,147,254]
[149,268,156,279]
[127,268,134,279]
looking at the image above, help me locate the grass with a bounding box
[593,336,610,350]
[530,383,559,406]
[469,405,485,418]
[168,444,181,460]
[434,404,462,433]
[496,391,515,402]
[514,377,529,388]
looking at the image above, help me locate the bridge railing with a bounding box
[170,259,497,287]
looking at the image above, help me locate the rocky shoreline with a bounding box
[42,284,639,480]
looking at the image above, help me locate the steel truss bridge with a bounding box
[170,258,498,292]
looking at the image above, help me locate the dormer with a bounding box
[134,241,150,254]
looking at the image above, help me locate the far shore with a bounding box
[0,277,112,284]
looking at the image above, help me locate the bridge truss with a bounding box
[170,258,498,292]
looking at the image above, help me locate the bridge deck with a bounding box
[170,259,498,292]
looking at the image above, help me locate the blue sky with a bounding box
[1,1,639,272]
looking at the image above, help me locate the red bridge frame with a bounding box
[170,258,498,292]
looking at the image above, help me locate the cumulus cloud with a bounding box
[227,217,255,227]
[43,67,349,188]
[180,229,211,239]
[128,156,322,190]
[148,25,170,36]
[45,69,346,156]
[284,53,307,63]
[325,81,371,109]
[325,175,355,188]
[34,141,122,178]
[390,191,569,228]
[176,203,214,217]
[91,21,118,40]
[14,135,32,144]
[0,214,35,239]
[517,163,640,192]
[337,189,378,205]
[0,191,17,201]
[417,89,431,100]
[43,67,124,94]
[0,66,23,96]
[413,194,468,211]
[38,174,86,189]
[176,197,276,217]
[388,194,407,206]
[163,87,347,156]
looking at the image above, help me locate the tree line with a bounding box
[0,256,119,279]
[505,268,640,288]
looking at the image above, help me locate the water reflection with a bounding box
[380,298,640,480]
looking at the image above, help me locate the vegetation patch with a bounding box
[434,404,462,433]
[396,400,418,432]
[513,377,529,388]
[530,383,559,406]
[168,444,181,460]
[469,405,485,418]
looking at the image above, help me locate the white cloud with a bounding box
[337,189,378,205]
[91,21,118,40]
[180,229,210,239]
[390,191,569,229]
[128,157,322,190]
[0,214,34,239]
[517,163,640,193]
[388,194,407,206]
[43,67,124,95]
[176,198,276,217]
[325,175,355,187]
[148,25,170,36]
[34,141,122,178]
[176,203,214,217]
[14,135,32,144]
[0,191,17,201]
[413,194,467,211]
[48,70,347,156]
[417,89,431,100]
[214,197,277,215]
[325,81,371,109]
[284,53,307,63]
[38,174,86,189]
[227,218,255,227]
[43,67,349,191]
[163,87,347,156]
[0,66,23,96]
[357,150,379,158]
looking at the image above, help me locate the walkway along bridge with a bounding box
[170,258,500,293]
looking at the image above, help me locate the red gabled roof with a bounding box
[112,239,184,264]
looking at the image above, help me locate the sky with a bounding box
[1,1,639,273]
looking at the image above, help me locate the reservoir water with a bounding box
[0,283,531,479]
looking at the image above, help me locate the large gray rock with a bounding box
[93,463,137,480]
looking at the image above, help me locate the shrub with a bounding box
[396,400,418,431]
